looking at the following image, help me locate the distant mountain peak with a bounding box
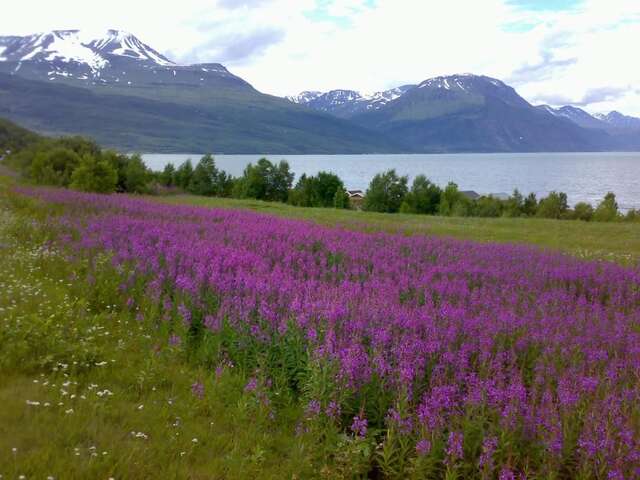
[286,85,416,118]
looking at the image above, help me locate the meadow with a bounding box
[1,179,639,479]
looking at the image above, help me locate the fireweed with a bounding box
[17,187,640,477]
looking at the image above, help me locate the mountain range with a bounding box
[1,29,638,153]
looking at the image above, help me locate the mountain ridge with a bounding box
[1,29,638,153]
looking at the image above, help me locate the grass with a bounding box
[0,187,326,479]
[160,194,640,265]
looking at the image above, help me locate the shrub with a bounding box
[30,147,81,187]
[364,169,408,213]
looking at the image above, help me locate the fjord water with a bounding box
[143,152,640,210]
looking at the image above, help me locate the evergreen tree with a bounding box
[161,163,176,187]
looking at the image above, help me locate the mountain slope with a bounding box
[0,72,401,153]
[0,30,398,153]
[350,74,613,152]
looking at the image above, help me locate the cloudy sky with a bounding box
[2,0,640,114]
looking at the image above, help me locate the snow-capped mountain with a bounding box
[594,111,640,130]
[286,85,415,118]
[0,29,249,89]
[537,105,640,131]
[537,105,608,129]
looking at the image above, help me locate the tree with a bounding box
[593,192,619,222]
[123,154,150,193]
[70,155,118,193]
[363,169,408,213]
[175,160,194,190]
[235,158,293,202]
[402,175,441,214]
[161,163,176,187]
[536,191,568,219]
[333,185,350,209]
[30,147,81,186]
[573,202,594,221]
[289,171,348,208]
[474,196,503,217]
[438,182,464,216]
[188,154,219,196]
[522,192,538,217]
[503,189,524,217]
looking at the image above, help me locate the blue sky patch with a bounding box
[506,0,583,11]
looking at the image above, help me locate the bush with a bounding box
[402,175,441,214]
[363,169,408,213]
[593,192,620,222]
[69,155,118,193]
[30,147,81,187]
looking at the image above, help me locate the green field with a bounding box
[161,194,640,265]
[2,178,639,479]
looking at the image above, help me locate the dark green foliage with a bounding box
[593,192,620,222]
[289,171,349,208]
[474,196,504,218]
[234,158,294,202]
[174,160,194,190]
[402,175,441,214]
[333,185,350,209]
[187,154,234,197]
[69,155,118,193]
[122,154,151,194]
[536,191,569,219]
[363,169,408,213]
[160,163,176,187]
[438,182,465,216]
[523,193,538,217]
[503,189,524,217]
[573,202,594,221]
[30,147,81,186]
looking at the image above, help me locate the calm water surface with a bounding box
[143,153,640,210]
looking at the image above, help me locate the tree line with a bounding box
[2,126,637,222]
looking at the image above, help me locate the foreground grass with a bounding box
[161,194,640,264]
[0,194,324,478]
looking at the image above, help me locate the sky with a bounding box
[2,0,640,115]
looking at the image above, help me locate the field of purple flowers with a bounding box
[19,187,640,478]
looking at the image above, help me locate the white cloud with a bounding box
[1,0,639,114]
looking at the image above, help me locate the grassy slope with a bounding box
[160,194,640,264]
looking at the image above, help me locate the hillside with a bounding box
[0,30,398,153]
